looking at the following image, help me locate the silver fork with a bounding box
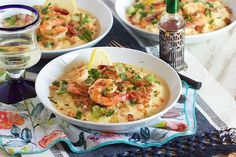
[107,40,129,48]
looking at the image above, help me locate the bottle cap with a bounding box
[166,0,179,14]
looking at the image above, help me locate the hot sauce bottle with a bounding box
[158,0,186,71]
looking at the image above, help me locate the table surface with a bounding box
[186,25,236,101]
[2,1,236,156]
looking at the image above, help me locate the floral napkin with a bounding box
[0,78,196,156]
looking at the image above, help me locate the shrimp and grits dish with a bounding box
[2,3,100,51]
[34,3,100,50]
[126,0,232,35]
[49,55,170,123]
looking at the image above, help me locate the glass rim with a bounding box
[0,4,40,32]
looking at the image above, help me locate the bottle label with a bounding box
[159,29,185,71]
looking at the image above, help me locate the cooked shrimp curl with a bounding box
[88,79,124,106]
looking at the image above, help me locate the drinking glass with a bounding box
[0,5,41,104]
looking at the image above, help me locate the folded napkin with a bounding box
[0,81,196,156]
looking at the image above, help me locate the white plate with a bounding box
[115,0,236,44]
[0,0,113,58]
[36,47,182,133]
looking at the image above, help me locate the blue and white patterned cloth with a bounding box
[0,81,197,156]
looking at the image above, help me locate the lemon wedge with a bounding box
[88,48,113,70]
[44,0,77,15]
[141,0,156,5]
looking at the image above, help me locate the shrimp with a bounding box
[99,65,122,82]
[88,79,123,106]
[183,2,205,15]
[186,15,208,32]
[39,18,68,40]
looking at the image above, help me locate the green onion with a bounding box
[126,100,136,106]
[91,105,102,118]
[44,41,54,48]
[41,3,51,14]
[52,80,60,87]
[99,108,107,115]
[85,68,101,84]
[75,111,82,119]
[209,19,214,24]
[133,3,145,9]
[150,4,154,10]
[78,29,93,42]
[80,14,91,25]
[205,9,211,17]
[133,74,141,81]
[37,35,43,42]
[56,80,68,95]
[127,6,136,15]
[105,109,114,117]
[119,74,127,81]
[139,11,147,18]
[71,15,81,22]
[145,74,156,83]
[102,87,109,96]
[132,86,139,90]
[207,2,214,7]
[115,63,126,74]
[179,2,184,9]
[185,15,193,22]
[151,19,158,25]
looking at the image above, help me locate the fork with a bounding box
[107,40,129,48]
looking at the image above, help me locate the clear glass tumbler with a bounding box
[0,5,41,104]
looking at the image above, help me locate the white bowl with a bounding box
[0,0,113,58]
[115,0,236,44]
[36,47,182,133]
